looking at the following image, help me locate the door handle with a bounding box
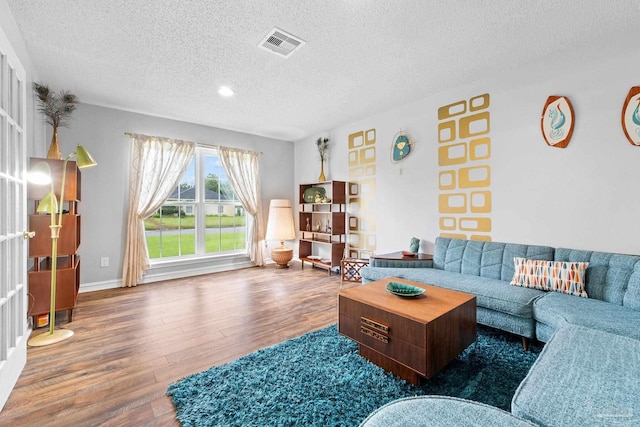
[23,230,35,239]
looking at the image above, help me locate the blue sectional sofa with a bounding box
[361,237,640,344]
[359,237,640,426]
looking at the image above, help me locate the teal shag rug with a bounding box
[167,325,541,427]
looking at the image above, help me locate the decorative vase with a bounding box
[318,158,326,182]
[47,127,62,160]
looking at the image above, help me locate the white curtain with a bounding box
[122,134,196,287]
[218,146,265,266]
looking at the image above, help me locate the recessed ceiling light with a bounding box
[218,86,234,97]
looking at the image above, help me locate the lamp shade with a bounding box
[265,199,295,241]
[74,145,97,168]
[27,161,52,185]
[37,190,58,214]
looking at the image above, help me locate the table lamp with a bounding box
[27,145,96,346]
[265,199,296,268]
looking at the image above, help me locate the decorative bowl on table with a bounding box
[385,281,425,297]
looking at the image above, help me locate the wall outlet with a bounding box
[100,257,109,268]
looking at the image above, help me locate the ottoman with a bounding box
[359,396,537,426]
[512,325,640,426]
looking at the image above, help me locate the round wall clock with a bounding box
[391,130,415,162]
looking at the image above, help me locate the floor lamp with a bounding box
[265,199,296,268]
[27,145,97,347]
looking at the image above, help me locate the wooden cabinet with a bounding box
[28,158,81,324]
[299,180,346,274]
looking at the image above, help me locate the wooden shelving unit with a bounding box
[27,158,81,325]
[299,180,346,274]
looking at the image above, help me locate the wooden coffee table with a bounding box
[338,277,476,385]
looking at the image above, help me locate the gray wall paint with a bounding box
[51,103,294,289]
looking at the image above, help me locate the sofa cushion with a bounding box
[360,396,537,427]
[555,248,640,307]
[511,257,589,297]
[512,325,640,427]
[360,266,544,318]
[533,291,640,341]
[433,237,555,282]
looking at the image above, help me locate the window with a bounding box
[144,147,247,259]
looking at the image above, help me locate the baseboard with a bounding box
[80,279,122,293]
[79,258,256,292]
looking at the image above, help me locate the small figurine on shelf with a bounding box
[316,220,322,232]
[325,218,331,233]
[306,218,310,231]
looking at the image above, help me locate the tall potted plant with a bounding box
[33,83,78,159]
[316,137,329,182]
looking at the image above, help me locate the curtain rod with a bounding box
[124,132,262,154]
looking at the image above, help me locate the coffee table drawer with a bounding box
[339,296,427,375]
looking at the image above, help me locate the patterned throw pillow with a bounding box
[511,257,589,298]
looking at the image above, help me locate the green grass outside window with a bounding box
[144,215,246,231]
[146,232,246,258]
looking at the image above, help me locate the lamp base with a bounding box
[271,246,293,268]
[28,328,74,347]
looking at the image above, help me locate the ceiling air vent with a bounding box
[258,28,305,58]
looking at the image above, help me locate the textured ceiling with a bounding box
[6,1,639,142]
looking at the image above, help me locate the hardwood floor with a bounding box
[0,262,355,427]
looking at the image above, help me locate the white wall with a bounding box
[52,104,294,290]
[295,33,640,256]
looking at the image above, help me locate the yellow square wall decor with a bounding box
[348,129,377,259]
[437,94,492,241]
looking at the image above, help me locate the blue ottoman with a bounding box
[512,325,640,426]
[359,396,537,426]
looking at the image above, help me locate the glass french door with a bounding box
[0,24,28,411]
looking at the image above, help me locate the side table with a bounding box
[341,258,369,285]
[369,251,433,270]
[372,251,433,262]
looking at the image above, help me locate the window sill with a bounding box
[141,252,253,284]
[148,251,246,268]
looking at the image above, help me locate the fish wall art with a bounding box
[541,96,575,148]
[621,87,640,146]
